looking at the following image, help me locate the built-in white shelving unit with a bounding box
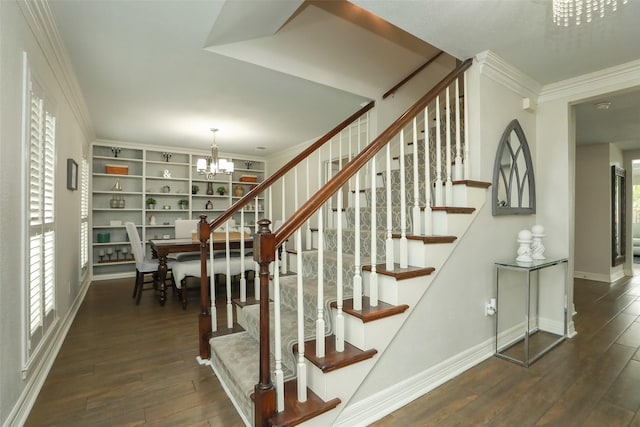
[91,143,265,279]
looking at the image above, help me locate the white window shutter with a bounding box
[26,81,56,358]
[29,234,43,338]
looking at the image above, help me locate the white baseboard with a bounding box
[573,270,619,283]
[5,278,92,427]
[334,317,573,427]
[333,336,495,427]
[568,320,577,338]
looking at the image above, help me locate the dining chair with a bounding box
[173,219,201,261]
[172,224,254,309]
[125,222,177,305]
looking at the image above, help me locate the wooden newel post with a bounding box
[253,218,276,427]
[198,215,211,360]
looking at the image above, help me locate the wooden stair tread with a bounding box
[393,233,457,244]
[268,379,341,427]
[452,179,491,188]
[232,297,259,308]
[210,322,245,338]
[332,296,409,323]
[285,248,316,255]
[298,334,377,373]
[430,206,475,214]
[362,263,435,280]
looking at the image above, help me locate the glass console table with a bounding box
[495,256,568,367]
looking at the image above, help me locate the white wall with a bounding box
[350,51,544,405]
[1,2,93,425]
[574,144,612,280]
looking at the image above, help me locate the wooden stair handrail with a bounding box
[382,51,445,99]
[207,100,375,233]
[273,58,473,248]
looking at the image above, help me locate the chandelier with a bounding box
[553,0,629,26]
[196,128,234,179]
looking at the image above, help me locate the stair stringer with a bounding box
[296,183,488,427]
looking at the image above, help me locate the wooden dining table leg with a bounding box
[157,255,168,305]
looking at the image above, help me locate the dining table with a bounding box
[149,235,253,305]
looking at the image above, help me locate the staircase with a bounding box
[195,59,486,426]
[217,175,487,427]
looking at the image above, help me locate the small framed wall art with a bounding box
[67,158,78,191]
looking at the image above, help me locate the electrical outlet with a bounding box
[485,298,497,316]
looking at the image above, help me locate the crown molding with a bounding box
[475,50,542,100]
[539,58,640,104]
[17,0,95,142]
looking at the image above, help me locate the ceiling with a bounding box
[49,0,640,155]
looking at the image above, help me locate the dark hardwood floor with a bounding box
[26,271,640,426]
[25,277,245,427]
[373,273,640,427]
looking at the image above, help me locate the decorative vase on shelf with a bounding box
[112,178,123,191]
[206,181,214,195]
[234,185,244,197]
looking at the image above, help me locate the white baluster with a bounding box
[280,177,287,274]
[296,228,307,402]
[327,138,332,229]
[455,78,463,181]
[316,149,325,357]
[353,119,362,311]
[399,129,408,269]
[336,135,344,353]
[240,207,246,302]
[385,142,394,270]
[370,154,378,307]
[348,127,353,207]
[273,256,284,412]
[294,166,299,273]
[424,106,432,236]
[209,233,217,332]
[445,86,453,205]
[464,71,470,180]
[412,117,421,236]
[254,194,261,300]
[306,157,312,250]
[225,220,232,328]
[435,95,443,206]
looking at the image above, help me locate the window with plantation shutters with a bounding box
[80,157,89,271]
[27,79,56,355]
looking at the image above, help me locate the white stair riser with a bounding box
[394,239,424,267]
[452,185,486,208]
[306,357,376,402]
[363,274,433,306]
[432,211,475,236]
[339,309,407,351]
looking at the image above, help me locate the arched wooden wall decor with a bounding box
[492,119,536,215]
